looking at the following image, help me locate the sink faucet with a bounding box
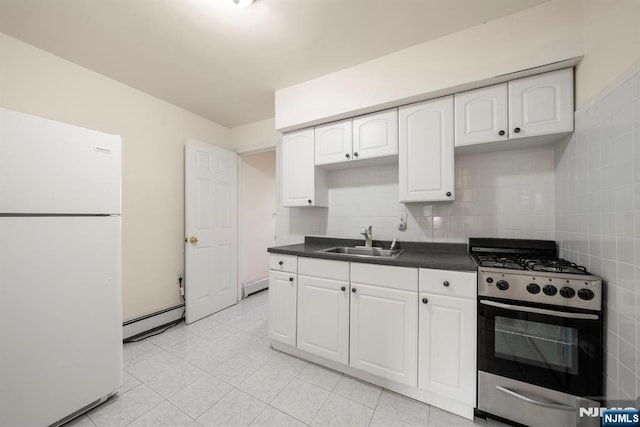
[360,225,373,248]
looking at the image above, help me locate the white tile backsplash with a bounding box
[276,146,555,244]
[555,67,640,402]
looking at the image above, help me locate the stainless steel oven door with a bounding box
[478,371,601,427]
[477,297,603,399]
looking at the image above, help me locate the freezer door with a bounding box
[0,108,121,214]
[0,217,122,427]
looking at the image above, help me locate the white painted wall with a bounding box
[238,150,276,287]
[0,32,232,321]
[275,0,584,131]
[575,0,640,107]
[230,117,281,153]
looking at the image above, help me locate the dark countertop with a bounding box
[268,236,477,272]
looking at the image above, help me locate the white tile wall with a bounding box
[276,147,555,245]
[555,68,640,401]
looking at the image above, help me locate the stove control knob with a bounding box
[496,280,509,291]
[578,288,595,300]
[526,283,541,294]
[543,285,558,296]
[560,287,576,298]
[486,277,494,284]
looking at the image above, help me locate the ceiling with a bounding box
[0,0,548,128]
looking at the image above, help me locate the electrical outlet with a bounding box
[398,210,407,231]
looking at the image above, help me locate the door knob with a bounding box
[189,236,198,244]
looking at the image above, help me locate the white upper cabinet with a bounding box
[508,68,574,139]
[352,109,398,160]
[314,119,353,165]
[399,96,454,203]
[454,83,508,147]
[281,129,327,207]
[314,109,398,167]
[454,68,574,147]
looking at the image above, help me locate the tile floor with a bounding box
[68,290,508,427]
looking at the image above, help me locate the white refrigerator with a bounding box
[0,108,123,426]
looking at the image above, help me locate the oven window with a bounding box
[494,316,578,375]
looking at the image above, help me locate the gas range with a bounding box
[470,238,602,311]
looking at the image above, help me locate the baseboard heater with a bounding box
[242,278,269,298]
[122,303,185,340]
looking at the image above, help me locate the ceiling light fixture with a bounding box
[231,0,254,7]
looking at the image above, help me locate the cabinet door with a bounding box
[454,84,508,147]
[352,109,398,160]
[297,275,349,364]
[314,120,352,165]
[350,283,417,386]
[508,68,574,139]
[399,96,454,202]
[418,293,476,405]
[281,129,326,207]
[268,270,297,346]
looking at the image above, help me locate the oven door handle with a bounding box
[496,385,576,411]
[479,299,599,320]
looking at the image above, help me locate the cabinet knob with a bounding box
[422,297,428,304]
[498,130,505,136]
[289,277,294,282]
[514,127,521,133]
[443,281,450,287]
[341,286,346,291]
[278,260,284,266]
[353,152,359,158]
[345,153,350,159]
[446,192,452,197]
[307,199,312,204]
[351,288,357,293]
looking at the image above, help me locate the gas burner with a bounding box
[476,256,526,270]
[523,258,589,275]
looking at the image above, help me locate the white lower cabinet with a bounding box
[350,282,418,386]
[268,269,298,346]
[267,256,477,419]
[297,258,350,364]
[349,263,419,387]
[418,268,477,408]
[418,293,475,403]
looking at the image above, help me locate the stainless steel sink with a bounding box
[317,246,404,259]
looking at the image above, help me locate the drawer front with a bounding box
[419,268,476,299]
[269,254,297,273]
[298,257,349,281]
[350,263,418,292]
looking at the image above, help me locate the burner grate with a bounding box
[472,252,590,274]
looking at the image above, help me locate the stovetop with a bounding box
[470,238,602,310]
[473,253,590,275]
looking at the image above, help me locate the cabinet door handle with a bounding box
[443,281,450,287]
[353,152,359,158]
[345,153,350,159]
[513,127,521,133]
[422,297,428,304]
[446,192,452,197]
[341,286,346,291]
[278,261,284,266]
[289,277,294,282]
[351,288,357,293]
[498,130,505,136]
[307,199,312,204]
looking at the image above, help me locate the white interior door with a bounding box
[185,139,238,324]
